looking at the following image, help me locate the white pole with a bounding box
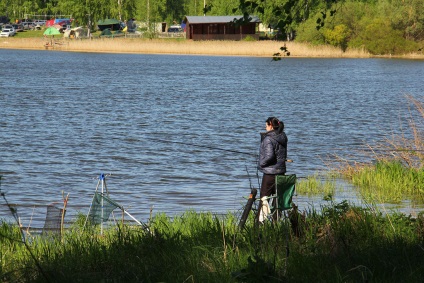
[123,210,143,226]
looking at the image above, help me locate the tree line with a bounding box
[1,0,422,54]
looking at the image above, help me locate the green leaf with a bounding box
[274,10,282,17]
[250,2,258,9]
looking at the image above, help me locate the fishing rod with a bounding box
[147,136,424,154]
[349,149,424,152]
[145,137,257,157]
[326,146,424,152]
[145,137,295,162]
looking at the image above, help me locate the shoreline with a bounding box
[1,37,423,59]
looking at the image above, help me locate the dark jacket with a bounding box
[258,130,287,175]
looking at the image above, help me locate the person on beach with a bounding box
[257,116,287,222]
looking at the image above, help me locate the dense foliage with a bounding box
[294,0,423,54]
[0,0,422,53]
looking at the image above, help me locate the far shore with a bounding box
[1,37,423,59]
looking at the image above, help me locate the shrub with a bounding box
[295,15,326,45]
[323,24,352,52]
[243,35,256,41]
[352,18,419,55]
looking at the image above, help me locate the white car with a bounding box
[0,28,15,37]
[2,25,16,35]
[34,20,46,26]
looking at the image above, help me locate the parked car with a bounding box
[12,24,23,32]
[1,25,16,35]
[167,25,183,33]
[3,24,14,30]
[34,20,46,26]
[0,28,15,37]
[21,22,34,30]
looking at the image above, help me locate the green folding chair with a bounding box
[260,174,296,222]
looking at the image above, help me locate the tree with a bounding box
[355,17,418,55]
[231,0,341,34]
[323,24,351,51]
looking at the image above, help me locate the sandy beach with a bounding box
[1,37,423,59]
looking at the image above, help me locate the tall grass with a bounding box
[1,203,423,282]
[3,29,423,58]
[0,36,372,58]
[296,174,338,200]
[348,160,424,204]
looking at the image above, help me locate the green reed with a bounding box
[1,201,423,282]
[346,160,424,204]
[296,174,337,200]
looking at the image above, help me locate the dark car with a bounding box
[167,26,183,33]
[21,22,35,30]
[12,24,23,32]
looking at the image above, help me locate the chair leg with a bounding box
[272,209,281,222]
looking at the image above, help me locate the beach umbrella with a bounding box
[43,27,61,36]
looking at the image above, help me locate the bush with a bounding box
[323,24,352,52]
[351,18,419,55]
[243,35,256,41]
[295,15,325,45]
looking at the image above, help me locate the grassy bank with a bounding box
[1,204,423,282]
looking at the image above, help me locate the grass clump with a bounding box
[296,174,337,200]
[345,160,424,204]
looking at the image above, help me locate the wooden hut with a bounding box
[182,15,261,41]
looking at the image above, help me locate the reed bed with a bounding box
[296,174,338,199]
[0,37,372,58]
[0,203,423,282]
[345,161,424,204]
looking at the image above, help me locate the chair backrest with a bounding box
[275,174,296,211]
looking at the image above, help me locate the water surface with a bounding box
[1,49,423,227]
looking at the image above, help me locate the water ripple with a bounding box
[1,51,423,227]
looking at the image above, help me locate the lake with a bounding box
[0,49,423,228]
